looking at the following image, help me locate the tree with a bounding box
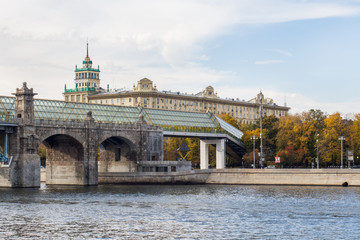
[218,114,239,129]
[262,115,280,161]
[297,110,326,166]
[277,145,305,167]
[351,114,360,164]
[319,113,345,166]
[276,115,302,151]
[163,137,184,161]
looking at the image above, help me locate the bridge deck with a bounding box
[0,96,245,152]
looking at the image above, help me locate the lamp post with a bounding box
[338,136,345,169]
[259,92,264,169]
[316,133,319,169]
[251,135,258,168]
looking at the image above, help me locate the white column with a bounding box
[216,139,226,169]
[200,140,209,169]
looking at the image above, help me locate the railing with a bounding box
[162,125,225,134]
[34,118,161,131]
[162,124,244,146]
[35,119,86,127]
[64,87,96,93]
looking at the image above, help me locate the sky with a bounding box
[1,0,360,116]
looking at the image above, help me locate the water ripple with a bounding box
[0,185,359,239]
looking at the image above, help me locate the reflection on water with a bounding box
[0,184,359,239]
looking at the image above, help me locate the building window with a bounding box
[129,98,132,102]
[76,95,80,101]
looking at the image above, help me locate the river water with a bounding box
[0,184,359,239]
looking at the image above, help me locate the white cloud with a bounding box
[215,86,360,115]
[269,49,293,57]
[0,0,359,114]
[255,60,285,65]
[0,0,357,67]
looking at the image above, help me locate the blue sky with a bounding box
[1,0,360,115]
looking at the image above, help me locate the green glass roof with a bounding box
[0,96,244,143]
[0,96,16,122]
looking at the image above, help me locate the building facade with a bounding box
[64,47,290,124]
[63,43,101,103]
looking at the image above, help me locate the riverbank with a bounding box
[99,169,360,186]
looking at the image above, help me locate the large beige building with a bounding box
[64,46,290,124]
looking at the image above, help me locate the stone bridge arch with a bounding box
[98,132,138,173]
[40,131,86,185]
[37,128,85,147]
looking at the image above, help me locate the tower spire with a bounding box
[86,41,89,58]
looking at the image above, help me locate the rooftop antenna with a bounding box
[86,39,89,58]
[284,96,287,107]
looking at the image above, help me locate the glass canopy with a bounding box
[0,96,244,142]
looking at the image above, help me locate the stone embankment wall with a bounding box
[0,166,11,187]
[99,169,360,186]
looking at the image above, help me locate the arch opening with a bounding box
[40,134,85,185]
[98,136,137,173]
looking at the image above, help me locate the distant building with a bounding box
[64,45,290,124]
[63,43,101,103]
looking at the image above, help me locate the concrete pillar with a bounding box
[200,140,209,169]
[216,139,225,169]
[200,139,226,170]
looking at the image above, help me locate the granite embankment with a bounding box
[99,169,360,186]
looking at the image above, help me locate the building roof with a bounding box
[89,83,289,110]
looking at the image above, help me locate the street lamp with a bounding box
[316,133,319,169]
[338,136,345,169]
[251,135,258,168]
[259,91,264,169]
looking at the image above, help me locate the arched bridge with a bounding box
[0,83,245,187]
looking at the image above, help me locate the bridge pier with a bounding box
[200,139,226,170]
[12,153,41,187]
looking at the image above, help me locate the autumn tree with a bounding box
[218,114,239,129]
[261,115,280,161]
[351,114,360,164]
[297,109,326,166]
[319,113,346,166]
[277,145,305,167]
